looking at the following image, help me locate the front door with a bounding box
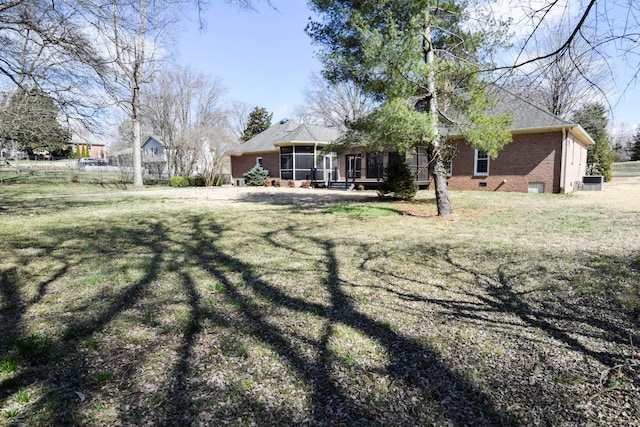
[324,154,339,184]
[346,155,362,181]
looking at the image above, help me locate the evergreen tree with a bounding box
[307,0,512,216]
[75,145,82,159]
[0,87,71,155]
[243,164,270,186]
[240,107,273,141]
[378,154,417,200]
[631,126,640,162]
[572,103,614,181]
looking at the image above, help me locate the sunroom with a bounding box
[275,142,340,184]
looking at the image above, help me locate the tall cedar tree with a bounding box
[631,126,640,162]
[571,103,614,181]
[0,87,71,155]
[307,0,512,215]
[241,107,273,141]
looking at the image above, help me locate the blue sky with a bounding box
[176,1,639,131]
[176,2,322,122]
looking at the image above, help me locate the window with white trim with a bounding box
[474,149,489,175]
[256,157,263,167]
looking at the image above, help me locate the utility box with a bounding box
[236,178,245,187]
[582,175,604,191]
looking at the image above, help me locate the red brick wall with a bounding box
[447,132,563,193]
[231,152,280,182]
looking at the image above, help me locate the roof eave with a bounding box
[272,140,330,147]
[511,125,595,146]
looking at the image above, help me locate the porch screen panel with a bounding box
[280,146,293,180]
[294,145,315,180]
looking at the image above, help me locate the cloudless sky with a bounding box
[175,1,639,131]
[176,2,321,122]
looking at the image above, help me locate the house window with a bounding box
[366,152,383,179]
[406,147,429,181]
[256,157,263,167]
[474,150,489,175]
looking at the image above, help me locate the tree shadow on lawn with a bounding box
[2,211,638,425]
[0,221,168,425]
[173,216,514,426]
[236,188,380,210]
[354,243,640,424]
[0,192,124,216]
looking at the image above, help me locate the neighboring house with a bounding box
[141,136,168,177]
[108,136,232,181]
[109,136,168,177]
[231,91,594,194]
[66,135,107,161]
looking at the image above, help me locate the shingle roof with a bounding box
[233,120,342,155]
[488,88,573,131]
[234,91,593,156]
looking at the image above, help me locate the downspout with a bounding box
[560,127,567,193]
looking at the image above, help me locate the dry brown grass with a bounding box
[1,179,639,426]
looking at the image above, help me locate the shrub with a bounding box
[168,176,206,187]
[190,175,206,187]
[243,165,269,186]
[169,176,190,187]
[378,157,417,201]
[301,180,311,188]
[263,178,271,187]
[273,179,281,187]
[287,180,295,188]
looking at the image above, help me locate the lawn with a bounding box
[1,180,639,426]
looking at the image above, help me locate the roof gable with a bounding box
[234,120,341,154]
[142,135,165,148]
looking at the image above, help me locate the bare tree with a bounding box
[142,64,233,178]
[499,0,639,106]
[295,73,377,128]
[228,101,251,141]
[0,0,106,151]
[506,23,611,119]
[78,0,274,187]
[76,0,188,187]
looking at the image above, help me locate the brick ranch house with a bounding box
[231,91,594,193]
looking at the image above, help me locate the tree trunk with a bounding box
[432,152,452,215]
[423,8,451,216]
[131,84,144,187]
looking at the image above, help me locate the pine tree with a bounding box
[307,0,512,215]
[572,103,614,181]
[240,107,273,141]
[378,154,417,200]
[631,126,640,162]
[0,87,71,155]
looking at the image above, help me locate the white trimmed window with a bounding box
[256,157,263,167]
[474,150,489,175]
